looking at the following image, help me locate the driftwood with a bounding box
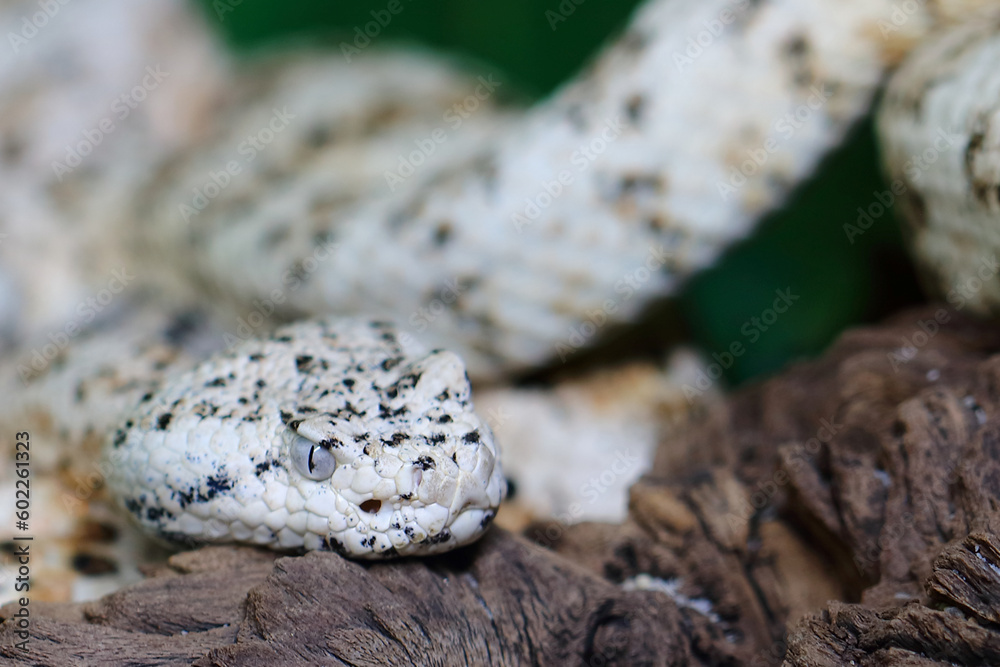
[0,533,699,666]
[537,305,1000,665]
[5,305,1000,665]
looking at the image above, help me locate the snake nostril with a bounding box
[359,499,381,513]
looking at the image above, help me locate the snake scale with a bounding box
[0,0,998,603]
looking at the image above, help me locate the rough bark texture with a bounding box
[5,305,1000,665]
[538,305,1000,665]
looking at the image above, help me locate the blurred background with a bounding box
[194,0,925,386]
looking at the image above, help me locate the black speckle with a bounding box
[238,397,249,405]
[437,415,453,424]
[784,34,808,58]
[124,498,143,518]
[256,379,267,388]
[378,403,408,419]
[463,431,480,444]
[249,353,264,362]
[175,489,194,509]
[280,411,294,424]
[340,402,365,418]
[433,222,453,246]
[415,456,435,471]
[424,528,451,545]
[295,355,313,371]
[71,553,119,576]
[381,356,403,372]
[274,335,293,343]
[625,94,645,122]
[113,429,127,448]
[140,392,154,403]
[255,461,272,476]
[428,434,446,445]
[306,125,333,148]
[343,378,355,388]
[480,510,497,529]
[146,507,171,522]
[192,402,218,418]
[206,377,226,387]
[163,311,202,346]
[157,413,173,430]
[204,474,233,500]
[322,536,349,556]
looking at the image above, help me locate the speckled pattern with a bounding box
[105,319,505,558]
[878,14,1000,313]
[139,0,944,380]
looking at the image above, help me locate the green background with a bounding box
[193,0,923,386]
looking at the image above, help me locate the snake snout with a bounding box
[407,349,472,404]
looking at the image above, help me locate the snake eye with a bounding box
[290,434,336,480]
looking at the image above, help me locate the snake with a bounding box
[0,0,998,603]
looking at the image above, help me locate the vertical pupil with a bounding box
[308,446,316,473]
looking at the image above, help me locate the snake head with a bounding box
[281,348,506,558]
[106,319,504,559]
